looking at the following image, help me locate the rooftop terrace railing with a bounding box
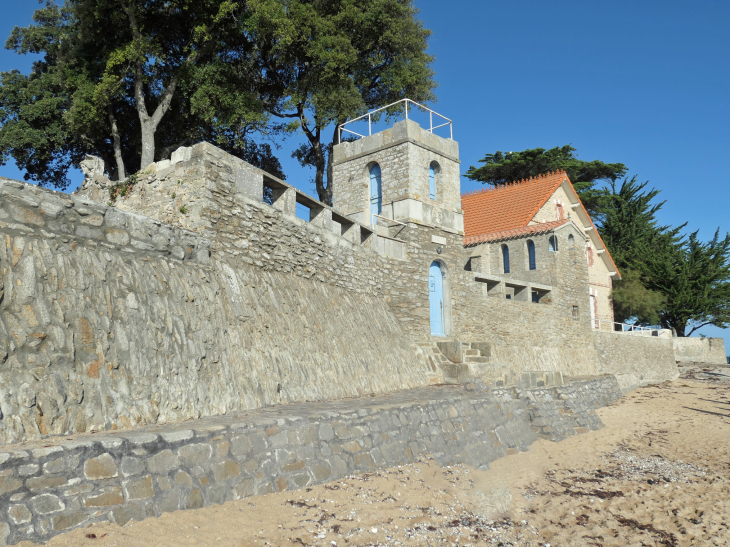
[338,98,453,141]
[593,319,671,337]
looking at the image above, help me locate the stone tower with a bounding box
[331,119,464,235]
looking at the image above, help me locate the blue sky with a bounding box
[1,0,728,349]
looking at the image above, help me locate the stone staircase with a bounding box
[421,340,516,386]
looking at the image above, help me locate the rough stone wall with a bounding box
[593,331,678,391]
[672,337,727,365]
[0,177,432,447]
[87,142,677,387]
[0,376,621,545]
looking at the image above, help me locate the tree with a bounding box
[248,0,436,205]
[1,0,283,187]
[598,176,730,335]
[642,230,730,337]
[465,145,627,217]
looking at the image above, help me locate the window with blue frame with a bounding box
[429,162,439,200]
[549,235,558,252]
[502,244,510,273]
[369,164,382,224]
[527,240,536,270]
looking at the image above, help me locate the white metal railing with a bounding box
[339,99,453,141]
[372,214,406,227]
[592,319,671,337]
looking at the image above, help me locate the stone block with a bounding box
[177,443,212,467]
[124,475,155,500]
[157,489,182,513]
[147,449,180,474]
[84,453,118,480]
[173,471,192,488]
[121,457,145,477]
[82,487,124,508]
[43,458,66,474]
[51,512,87,531]
[230,435,252,457]
[7,504,32,525]
[27,474,67,491]
[0,470,23,496]
[171,146,192,165]
[309,463,331,481]
[31,493,65,515]
[18,464,39,477]
[186,488,204,510]
[112,503,145,526]
[212,459,241,482]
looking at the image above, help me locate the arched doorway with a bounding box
[429,261,445,336]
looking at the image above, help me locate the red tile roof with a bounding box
[461,171,568,238]
[464,219,569,246]
[461,170,620,276]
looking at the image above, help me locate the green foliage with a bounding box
[0,0,282,187]
[249,0,436,204]
[465,145,627,217]
[610,269,665,325]
[108,173,138,203]
[599,176,730,336]
[179,204,188,214]
[642,230,730,337]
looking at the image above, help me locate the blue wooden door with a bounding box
[369,164,382,224]
[429,261,445,336]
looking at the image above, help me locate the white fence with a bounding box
[593,319,671,338]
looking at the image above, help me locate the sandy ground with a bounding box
[21,365,730,547]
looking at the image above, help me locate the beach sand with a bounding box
[19,365,730,547]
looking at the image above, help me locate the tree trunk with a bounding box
[108,108,126,180]
[312,140,331,206]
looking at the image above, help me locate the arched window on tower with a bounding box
[549,235,558,252]
[527,240,536,270]
[568,234,575,247]
[502,244,510,273]
[429,161,439,200]
[369,163,382,225]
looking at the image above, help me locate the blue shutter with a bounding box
[429,165,436,200]
[369,165,382,225]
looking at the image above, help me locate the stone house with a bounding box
[461,171,619,328]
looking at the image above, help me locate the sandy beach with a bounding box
[19,365,730,547]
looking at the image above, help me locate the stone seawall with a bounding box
[0,377,622,545]
[672,337,727,365]
[0,178,432,446]
[593,331,678,391]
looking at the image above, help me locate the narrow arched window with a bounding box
[502,244,510,273]
[369,164,382,225]
[429,162,438,200]
[568,234,575,247]
[527,240,536,270]
[549,235,558,252]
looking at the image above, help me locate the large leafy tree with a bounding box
[465,145,627,217]
[248,0,436,205]
[0,0,283,188]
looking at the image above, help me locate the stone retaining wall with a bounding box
[672,337,727,365]
[0,178,432,447]
[0,376,621,545]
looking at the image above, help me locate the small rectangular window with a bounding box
[572,305,579,320]
[532,291,540,303]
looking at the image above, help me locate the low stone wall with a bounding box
[0,377,622,545]
[592,331,678,391]
[672,337,727,365]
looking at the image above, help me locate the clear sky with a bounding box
[1,0,728,349]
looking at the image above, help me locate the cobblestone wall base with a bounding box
[0,376,621,545]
